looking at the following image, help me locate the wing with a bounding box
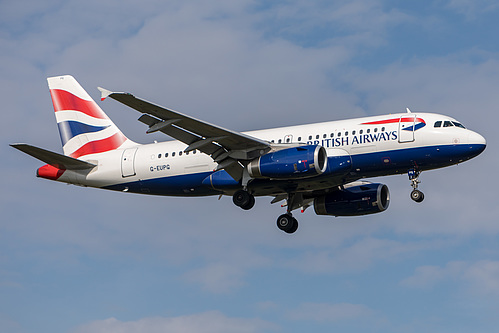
[98,88,271,180]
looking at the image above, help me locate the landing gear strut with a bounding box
[233,189,255,210]
[408,169,424,203]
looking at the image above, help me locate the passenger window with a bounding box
[298,137,302,141]
[345,131,349,136]
[323,134,327,138]
[338,132,341,137]
[367,129,370,133]
[186,151,189,155]
[352,130,356,135]
[316,135,319,139]
[172,152,175,157]
[374,128,378,133]
[158,154,162,158]
[193,150,197,154]
[309,135,312,140]
[165,153,169,158]
[360,129,363,134]
[286,138,290,143]
[381,127,385,132]
[330,133,334,138]
[444,121,453,127]
[179,151,183,156]
[278,139,282,143]
[434,121,442,128]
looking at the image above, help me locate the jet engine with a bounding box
[314,183,390,216]
[247,145,327,179]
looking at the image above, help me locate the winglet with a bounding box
[406,107,412,113]
[97,87,113,101]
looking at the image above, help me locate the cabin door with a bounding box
[121,148,138,177]
[398,114,416,143]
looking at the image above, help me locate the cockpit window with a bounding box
[434,121,442,128]
[443,121,453,127]
[452,121,466,129]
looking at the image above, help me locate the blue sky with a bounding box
[1,0,498,332]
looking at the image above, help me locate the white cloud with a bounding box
[400,261,466,288]
[287,302,373,322]
[183,262,246,293]
[446,0,499,19]
[71,311,277,333]
[285,237,450,274]
[401,260,499,296]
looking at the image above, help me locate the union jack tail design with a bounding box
[48,75,135,158]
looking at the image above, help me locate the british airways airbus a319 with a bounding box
[11,75,486,233]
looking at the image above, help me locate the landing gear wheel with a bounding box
[410,189,424,203]
[276,214,298,234]
[233,190,255,210]
[288,217,299,234]
[241,194,255,210]
[408,168,424,204]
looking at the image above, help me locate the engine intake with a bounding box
[248,145,327,179]
[314,183,390,216]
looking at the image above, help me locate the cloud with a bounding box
[400,261,467,288]
[401,260,499,296]
[287,302,373,322]
[445,0,499,19]
[285,237,450,274]
[183,262,247,293]
[71,311,277,333]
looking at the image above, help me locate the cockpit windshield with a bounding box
[452,121,466,129]
[434,120,466,129]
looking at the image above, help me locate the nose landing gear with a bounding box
[408,169,424,203]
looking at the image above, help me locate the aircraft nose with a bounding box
[467,131,486,156]
[468,131,486,145]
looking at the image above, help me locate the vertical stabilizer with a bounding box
[48,75,135,158]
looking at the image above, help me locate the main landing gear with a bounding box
[233,189,255,210]
[408,169,424,203]
[232,189,299,234]
[275,192,302,234]
[276,213,298,234]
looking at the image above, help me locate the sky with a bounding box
[1,0,498,332]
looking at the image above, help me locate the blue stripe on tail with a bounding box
[57,121,110,145]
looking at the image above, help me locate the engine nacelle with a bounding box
[314,183,390,216]
[247,145,327,179]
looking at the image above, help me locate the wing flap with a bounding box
[10,144,96,170]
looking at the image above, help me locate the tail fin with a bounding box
[48,75,135,158]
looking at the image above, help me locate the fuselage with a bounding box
[50,112,486,198]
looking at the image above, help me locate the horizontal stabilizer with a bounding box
[10,144,96,170]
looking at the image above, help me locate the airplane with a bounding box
[11,75,486,234]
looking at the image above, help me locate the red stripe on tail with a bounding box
[50,89,107,119]
[69,132,127,158]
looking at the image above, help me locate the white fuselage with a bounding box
[53,112,486,197]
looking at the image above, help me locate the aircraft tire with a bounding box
[276,214,298,234]
[241,194,255,210]
[410,189,424,203]
[233,190,251,208]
